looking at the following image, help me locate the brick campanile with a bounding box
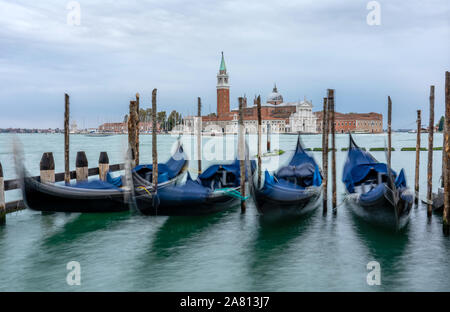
[217,52,230,117]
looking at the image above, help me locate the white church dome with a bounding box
[267,84,283,105]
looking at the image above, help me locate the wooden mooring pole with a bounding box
[76,151,88,182]
[257,95,262,188]
[328,89,337,211]
[99,152,109,181]
[267,121,271,152]
[443,71,450,235]
[152,89,158,187]
[415,110,421,205]
[64,93,70,185]
[238,97,246,213]
[427,86,435,215]
[128,100,137,161]
[0,163,5,225]
[322,97,329,213]
[387,96,392,169]
[197,97,202,173]
[40,152,55,183]
[135,93,140,165]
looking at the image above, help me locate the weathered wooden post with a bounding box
[64,93,70,185]
[75,151,88,182]
[387,96,392,169]
[127,145,136,169]
[443,71,450,235]
[427,86,435,215]
[197,97,202,173]
[443,107,446,190]
[257,95,262,188]
[267,121,271,152]
[322,97,329,213]
[40,152,55,183]
[0,163,5,225]
[135,93,140,165]
[238,97,246,213]
[152,89,158,187]
[98,152,109,181]
[128,100,137,160]
[415,110,421,205]
[328,89,337,211]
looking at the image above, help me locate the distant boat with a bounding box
[84,131,113,137]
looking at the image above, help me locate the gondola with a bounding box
[250,135,323,217]
[21,143,189,213]
[135,159,255,216]
[113,142,189,191]
[343,134,413,229]
[428,187,444,214]
[22,177,131,213]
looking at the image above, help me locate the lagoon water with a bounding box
[0,133,449,291]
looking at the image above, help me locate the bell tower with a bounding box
[217,52,230,117]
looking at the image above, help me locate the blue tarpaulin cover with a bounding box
[70,179,122,190]
[133,144,187,179]
[106,173,123,187]
[158,172,210,204]
[261,136,322,196]
[198,159,255,188]
[157,159,254,203]
[106,143,187,187]
[342,135,406,193]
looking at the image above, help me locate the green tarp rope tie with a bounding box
[215,188,249,201]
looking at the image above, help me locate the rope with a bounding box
[137,185,153,196]
[136,185,159,215]
[215,187,249,201]
[187,168,202,174]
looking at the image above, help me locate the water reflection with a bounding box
[127,207,239,291]
[42,211,131,246]
[350,210,410,290]
[149,208,236,259]
[247,211,316,289]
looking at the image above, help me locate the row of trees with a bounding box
[438,116,445,132]
[123,109,183,131]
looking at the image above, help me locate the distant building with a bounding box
[98,122,160,133]
[201,53,318,134]
[267,84,283,105]
[70,121,78,134]
[315,112,383,133]
[288,99,317,133]
[98,122,126,133]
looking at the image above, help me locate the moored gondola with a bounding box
[131,142,189,191]
[21,142,189,213]
[343,134,413,229]
[427,187,444,214]
[136,159,255,216]
[22,177,130,213]
[250,135,323,217]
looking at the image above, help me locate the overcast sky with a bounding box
[0,0,449,129]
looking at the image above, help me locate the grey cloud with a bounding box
[0,0,449,128]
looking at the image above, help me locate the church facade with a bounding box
[194,53,318,134]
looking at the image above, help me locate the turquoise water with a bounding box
[0,133,448,291]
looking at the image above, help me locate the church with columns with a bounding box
[199,52,318,134]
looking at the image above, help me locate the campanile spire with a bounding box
[217,52,230,117]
